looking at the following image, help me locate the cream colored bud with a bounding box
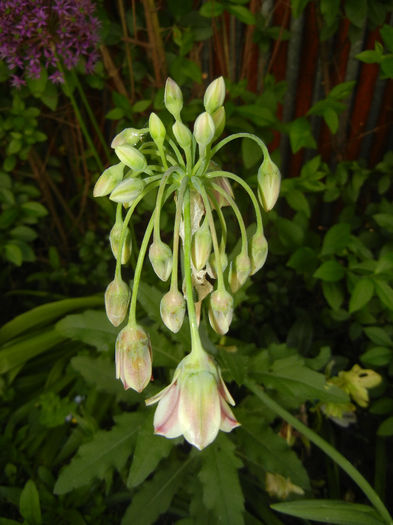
[228,252,251,293]
[164,77,183,120]
[208,289,234,335]
[149,240,173,281]
[172,121,192,150]
[114,144,147,171]
[105,278,130,327]
[115,324,152,392]
[93,163,124,197]
[204,77,226,114]
[194,112,215,147]
[109,177,145,204]
[160,289,186,333]
[111,128,147,149]
[191,219,212,271]
[207,251,228,279]
[257,155,281,211]
[211,106,226,141]
[109,222,132,264]
[149,112,166,146]
[250,231,268,275]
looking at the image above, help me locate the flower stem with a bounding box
[245,379,393,525]
[211,132,268,159]
[170,177,187,291]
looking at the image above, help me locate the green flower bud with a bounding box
[105,278,130,327]
[111,128,147,149]
[204,76,226,114]
[149,112,166,146]
[114,144,147,171]
[211,106,226,141]
[110,222,132,264]
[164,77,183,120]
[228,252,251,293]
[193,112,215,148]
[208,289,233,335]
[250,231,268,275]
[257,155,281,211]
[116,324,152,392]
[172,121,192,150]
[160,289,186,333]
[109,177,145,204]
[93,162,124,197]
[207,251,228,279]
[191,218,212,271]
[149,240,173,281]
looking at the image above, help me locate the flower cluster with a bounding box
[94,77,281,449]
[0,0,100,87]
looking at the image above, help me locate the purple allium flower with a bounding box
[0,0,100,86]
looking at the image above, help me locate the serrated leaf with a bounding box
[199,434,245,525]
[19,480,41,525]
[314,260,345,282]
[374,279,393,310]
[56,310,117,351]
[218,350,248,385]
[321,223,351,256]
[271,500,384,524]
[122,459,191,525]
[54,413,142,495]
[127,412,174,487]
[349,277,374,313]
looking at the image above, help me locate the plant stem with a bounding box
[245,380,393,525]
[170,177,187,291]
[211,132,268,158]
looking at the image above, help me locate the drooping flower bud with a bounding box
[172,121,192,150]
[249,231,268,275]
[149,240,173,281]
[109,177,145,204]
[211,106,226,142]
[105,278,130,327]
[115,324,152,392]
[208,289,234,335]
[204,77,226,114]
[191,218,212,271]
[160,289,186,333]
[164,77,183,120]
[149,112,166,146]
[207,250,228,279]
[193,112,215,148]
[109,222,132,264]
[93,163,124,197]
[111,128,148,149]
[114,144,147,171]
[257,155,281,211]
[228,252,251,293]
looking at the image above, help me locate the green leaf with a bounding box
[170,56,202,84]
[356,50,382,64]
[349,277,374,313]
[227,5,255,25]
[287,247,318,274]
[106,107,125,120]
[291,0,312,18]
[363,327,392,347]
[54,413,142,495]
[381,24,393,53]
[56,310,117,351]
[276,218,304,248]
[40,81,58,111]
[288,117,317,153]
[122,459,191,525]
[127,412,174,487]
[285,190,310,217]
[199,434,245,525]
[241,138,262,169]
[373,213,393,233]
[132,100,151,113]
[21,201,48,218]
[199,1,224,17]
[19,480,42,525]
[5,243,23,266]
[323,107,339,133]
[271,500,384,525]
[329,81,356,99]
[0,296,103,344]
[377,416,393,437]
[322,281,344,310]
[314,260,345,282]
[321,223,351,256]
[374,280,393,310]
[26,69,48,97]
[345,0,367,28]
[360,346,393,367]
[370,397,393,415]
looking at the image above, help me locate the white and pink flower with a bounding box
[145,350,240,450]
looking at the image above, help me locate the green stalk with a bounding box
[153,167,177,242]
[207,190,227,254]
[170,177,188,291]
[167,138,186,168]
[211,132,268,159]
[246,380,393,525]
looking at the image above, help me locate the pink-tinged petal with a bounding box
[218,370,235,406]
[145,365,182,406]
[179,372,221,450]
[115,325,152,393]
[154,384,183,439]
[219,396,241,433]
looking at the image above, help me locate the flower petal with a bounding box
[179,372,221,450]
[219,396,241,433]
[217,370,235,406]
[153,384,183,439]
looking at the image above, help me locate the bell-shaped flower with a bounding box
[149,239,173,281]
[145,350,240,450]
[105,277,130,327]
[208,289,234,335]
[116,324,152,392]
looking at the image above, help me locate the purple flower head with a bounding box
[0,0,100,85]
